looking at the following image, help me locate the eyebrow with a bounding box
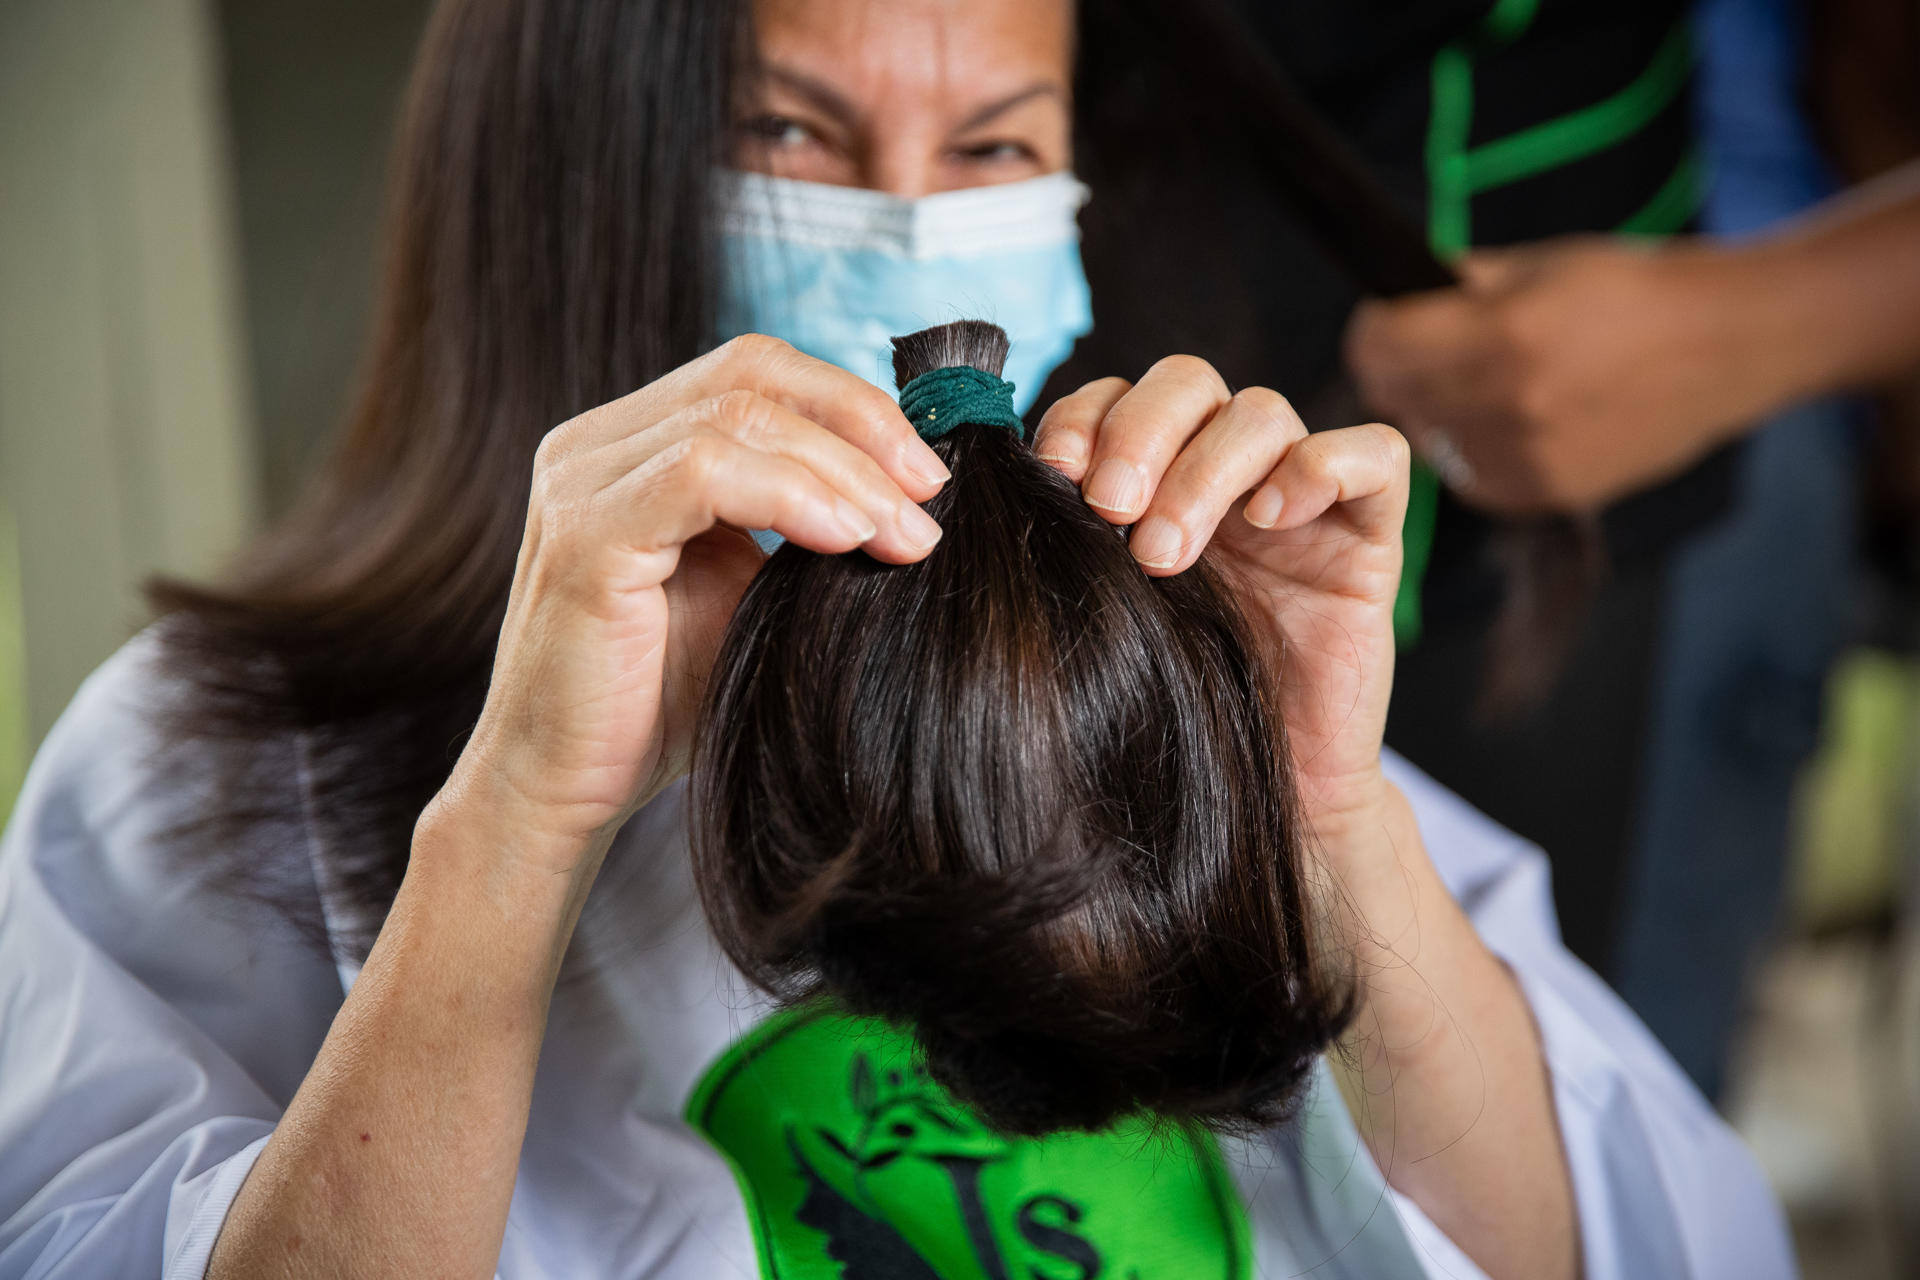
[759,65,1064,134]
[955,81,1063,132]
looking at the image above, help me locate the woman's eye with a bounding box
[740,115,816,149]
[952,139,1038,165]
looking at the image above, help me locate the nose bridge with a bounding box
[853,48,960,199]
[858,93,943,198]
[864,143,936,201]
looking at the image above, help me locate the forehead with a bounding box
[753,0,1074,103]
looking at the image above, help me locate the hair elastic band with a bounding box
[897,365,1023,442]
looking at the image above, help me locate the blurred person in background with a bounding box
[0,2,1797,1279]
[1062,0,1759,977]
[1609,0,1881,1107]
[1344,0,1920,1106]
[1062,0,1920,1103]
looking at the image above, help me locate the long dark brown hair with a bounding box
[690,323,1355,1135]
[147,0,749,955]
[141,0,1425,977]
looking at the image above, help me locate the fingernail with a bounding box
[905,446,951,487]
[1130,515,1185,569]
[898,501,943,551]
[1244,485,1285,529]
[834,498,878,541]
[1033,440,1087,474]
[1084,458,1147,515]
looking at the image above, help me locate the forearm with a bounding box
[1726,159,1920,409]
[1322,782,1579,1280]
[207,810,596,1280]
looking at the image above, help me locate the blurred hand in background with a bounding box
[1347,163,1920,517]
[1346,238,1781,514]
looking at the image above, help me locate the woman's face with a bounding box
[738,0,1073,197]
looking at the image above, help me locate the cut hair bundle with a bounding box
[690,320,1354,1136]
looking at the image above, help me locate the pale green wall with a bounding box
[0,509,24,827]
[215,0,433,514]
[0,0,257,805]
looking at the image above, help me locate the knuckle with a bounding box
[1177,466,1233,512]
[708,388,773,441]
[528,449,573,514]
[719,332,789,366]
[660,432,727,490]
[683,432,731,487]
[1037,379,1122,431]
[1147,353,1228,395]
[528,465,559,513]
[533,479,587,548]
[532,420,576,472]
[1295,437,1340,485]
[1373,423,1413,471]
[1230,385,1299,430]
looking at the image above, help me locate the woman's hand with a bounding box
[212,337,950,1280]
[429,334,951,886]
[1344,237,1785,514]
[1029,357,1408,828]
[1031,361,1579,1280]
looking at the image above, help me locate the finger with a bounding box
[568,390,941,562]
[1124,386,1307,574]
[561,334,951,503]
[593,433,935,573]
[1029,377,1132,482]
[1078,355,1232,524]
[697,334,952,501]
[1245,423,1410,544]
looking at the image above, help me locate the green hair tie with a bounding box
[897,365,1023,443]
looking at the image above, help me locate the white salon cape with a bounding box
[0,634,1795,1280]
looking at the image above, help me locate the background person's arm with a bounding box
[1345,159,1920,514]
[1748,160,1920,407]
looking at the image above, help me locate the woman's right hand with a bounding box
[214,336,950,1280]
[426,333,950,884]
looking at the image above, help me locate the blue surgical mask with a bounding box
[715,169,1094,416]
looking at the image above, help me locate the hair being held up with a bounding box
[690,320,1355,1137]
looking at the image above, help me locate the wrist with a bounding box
[410,780,615,969]
[1300,763,1396,848]
[1305,777,1442,951]
[1691,237,1837,422]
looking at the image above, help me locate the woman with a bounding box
[0,1,1787,1278]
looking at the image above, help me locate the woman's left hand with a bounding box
[1039,362,1581,1280]
[1030,358,1408,828]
